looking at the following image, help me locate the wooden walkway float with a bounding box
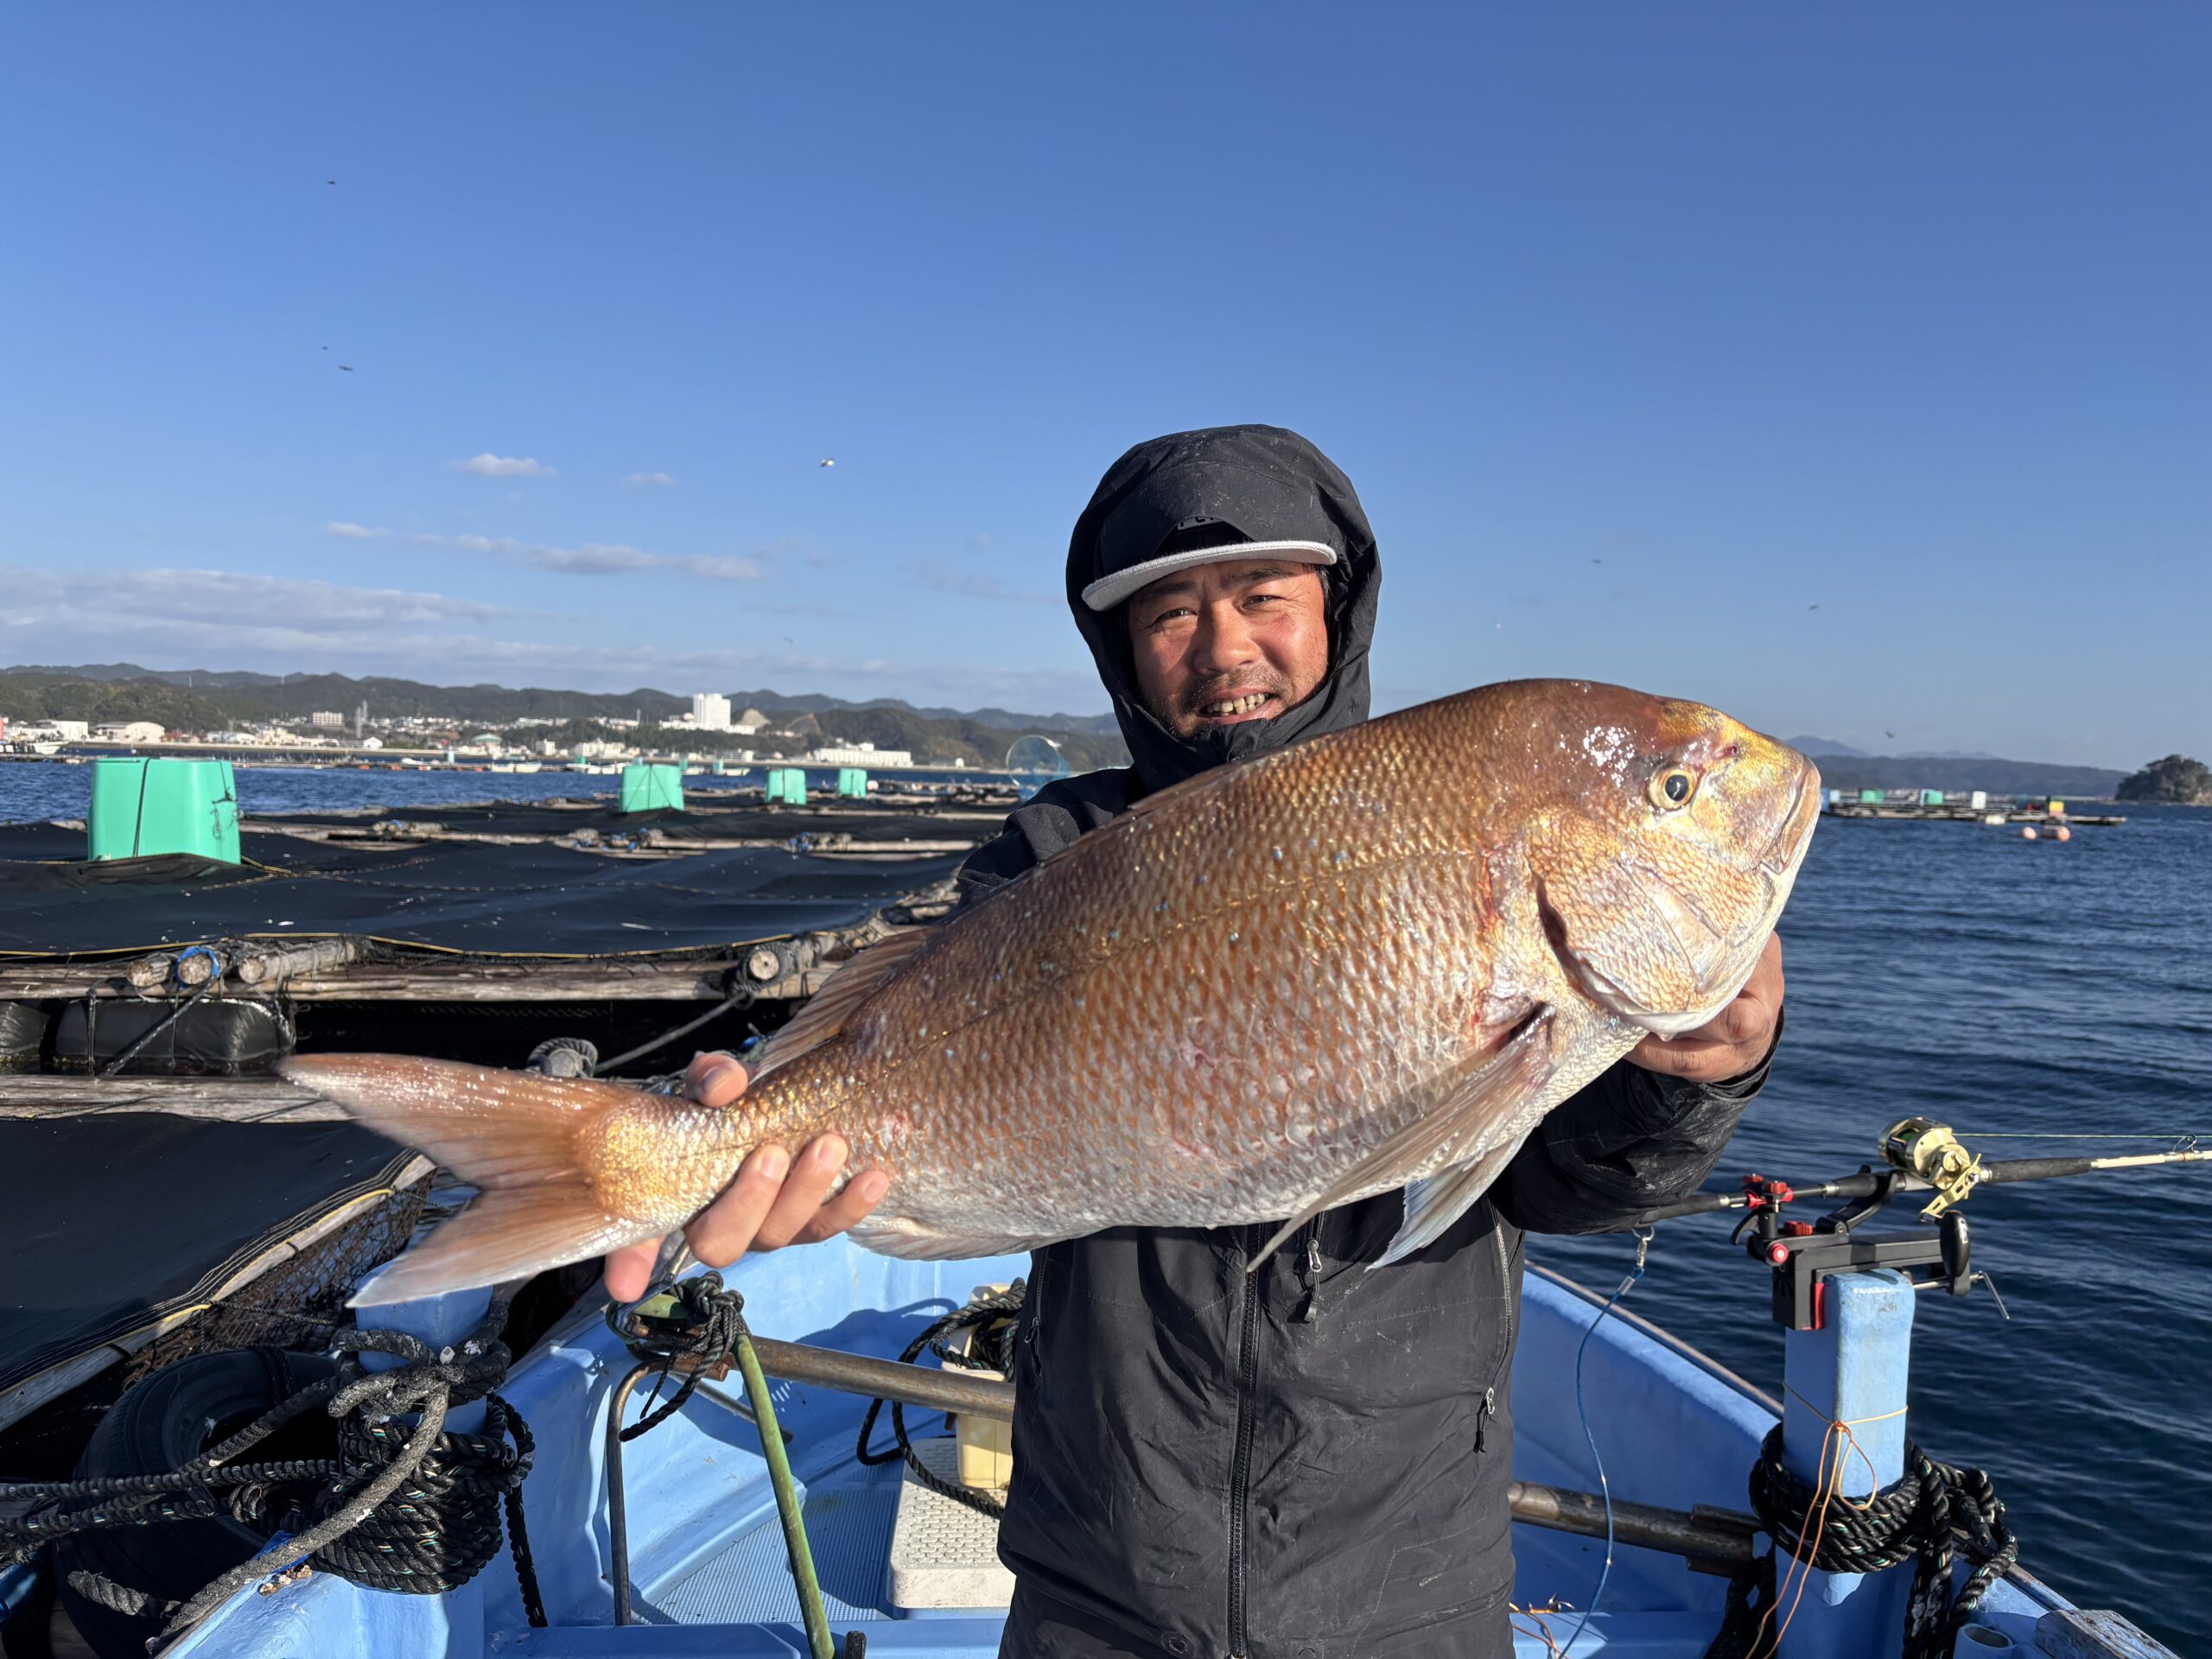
[1824,804,2126,825]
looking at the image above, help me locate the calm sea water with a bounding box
[3,762,2205,1643]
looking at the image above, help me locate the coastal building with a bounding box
[92,721,166,744]
[310,711,346,729]
[21,720,91,743]
[690,693,733,731]
[811,741,912,767]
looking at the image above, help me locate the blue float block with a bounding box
[1778,1268,1916,1658]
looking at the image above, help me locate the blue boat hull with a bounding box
[167,1243,2071,1657]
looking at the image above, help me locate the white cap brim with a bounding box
[1080,539,1338,612]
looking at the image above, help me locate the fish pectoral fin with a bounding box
[845,1215,1068,1261]
[748,927,936,1080]
[1253,1008,1557,1266]
[1375,1131,1533,1269]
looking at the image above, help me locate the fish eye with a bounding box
[1649,766,1698,810]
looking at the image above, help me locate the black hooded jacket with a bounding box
[958,429,1771,1659]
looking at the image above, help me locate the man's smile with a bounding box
[1192,688,1282,726]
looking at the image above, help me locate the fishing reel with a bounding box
[1737,1121,2007,1332]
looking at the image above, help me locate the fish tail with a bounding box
[281,1053,671,1306]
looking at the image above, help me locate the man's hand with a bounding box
[600,1052,891,1303]
[1629,933,1784,1085]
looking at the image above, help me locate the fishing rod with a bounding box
[1642,1117,2206,1224]
[1639,1117,2209,1332]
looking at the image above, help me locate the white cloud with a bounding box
[909,560,1052,605]
[454,454,553,478]
[412,530,766,582]
[0,562,1104,712]
[0,565,516,661]
[324,521,391,540]
[624,471,677,488]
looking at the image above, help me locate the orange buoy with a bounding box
[2054,824,2072,842]
[2021,826,2039,840]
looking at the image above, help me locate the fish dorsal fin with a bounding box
[1253,1008,1557,1264]
[749,927,936,1080]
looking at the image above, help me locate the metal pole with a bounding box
[604,1363,655,1627]
[744,1335,1759,1571]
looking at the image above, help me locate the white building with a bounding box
[22,720,90,742]
[93,721,166,744]
[811,741,912,767]
[310,710,346,729]
[690,693,733,731]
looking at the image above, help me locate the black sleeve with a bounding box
[1491,1016,1782,1236]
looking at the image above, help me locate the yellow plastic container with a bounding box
[946,1282,1016,1491]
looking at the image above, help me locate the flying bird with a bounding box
[1885,731,1897,740]
[819,458,836,467]
[1808,603,1820,610]
[339,365,354,372]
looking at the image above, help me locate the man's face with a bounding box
[1125,558,1331,739]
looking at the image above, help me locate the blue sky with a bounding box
[2,6,2204,766]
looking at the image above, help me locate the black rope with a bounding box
[614,1276,748,1442]
[855,1282,1025,1522]
[592,983,754,1076]
[1731,1425,2017,1659]
[0,1300,549,1641]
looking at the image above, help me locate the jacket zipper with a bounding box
[1295,1217,1323,1322]
[1476,1227,1517,1454]
[1227,1224,1264,1659]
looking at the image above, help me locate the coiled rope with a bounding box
[0,1298,548,1644]
[855,1282,1026,1521]
[1706,1415,2016,1659]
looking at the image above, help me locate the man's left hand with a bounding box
[1629,933,1784,1084]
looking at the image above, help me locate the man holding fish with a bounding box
[620,428,1792,1658]
[298,426,1807,1657]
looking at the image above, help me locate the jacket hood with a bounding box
[1065,425,1382,793]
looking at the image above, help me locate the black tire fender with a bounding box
[54,1346,336,1659]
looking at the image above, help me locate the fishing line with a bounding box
[1949,1130,2205,1142]
[1556,1224,1653,1659]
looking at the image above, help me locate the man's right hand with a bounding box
[600,1052,891,1303]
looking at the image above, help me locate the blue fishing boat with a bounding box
[37,1137,2173,1659]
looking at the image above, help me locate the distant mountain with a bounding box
[1814,757,2127,798]
[1896,748,1999,761]
[0,664,1118,735]
[1783,734,1869,758]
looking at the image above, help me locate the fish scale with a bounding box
[284,679,1820,1304]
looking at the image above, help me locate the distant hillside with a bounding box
[1814,756,2127,798]
[0,663,1119,737]
[0,664,1130,772]
[2116,755,2212,805]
